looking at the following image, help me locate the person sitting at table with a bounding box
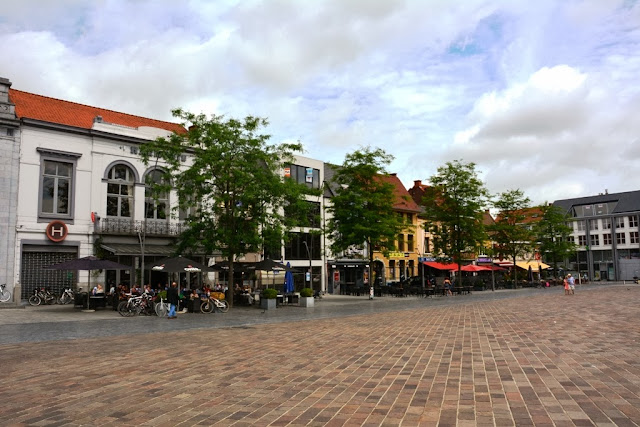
[92,284,104,295]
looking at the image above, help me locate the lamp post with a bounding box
[302,240,312,290]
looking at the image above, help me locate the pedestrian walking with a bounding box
[563,276,569,295]
[567,273,575,295]
[444,277,453,296]
[167,281,179,319]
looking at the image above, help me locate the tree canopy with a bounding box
[139,109,314,305]
[326,147,407,290]
[489,189,533,284]
[421,160,490,284]
[533,203,576,278]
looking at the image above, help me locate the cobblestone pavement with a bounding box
[1,283,640,426]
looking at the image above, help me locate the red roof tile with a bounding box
[378,174,421,212]
[9,88,184,134]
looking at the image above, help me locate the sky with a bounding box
[1,0,639,205]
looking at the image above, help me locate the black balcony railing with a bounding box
[97,218,187,236]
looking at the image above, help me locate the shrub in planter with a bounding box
[299,288,313,298]
[260,288,278,310]
[299,287,314,307]
[261,288,278,299]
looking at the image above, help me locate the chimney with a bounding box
[414,180,422,187]
[0,77,17,121]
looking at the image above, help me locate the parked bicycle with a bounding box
[57,288,75,305]
[28,287,56,306]
[117,292,155,317]
[200,294,229,313]
[0,284,11,303]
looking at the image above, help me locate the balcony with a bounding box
[97,218,187,236]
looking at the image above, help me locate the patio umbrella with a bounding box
[246,258,291,288]
[150,256,210,273]
[284,262,294,294]
[44,256,131,310]
[248,258,291,272]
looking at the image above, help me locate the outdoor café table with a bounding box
[88,294,107,309]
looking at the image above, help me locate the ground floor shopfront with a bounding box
[570,248,640,281]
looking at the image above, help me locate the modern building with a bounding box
[279,155,327,293]
[554,190,640,281]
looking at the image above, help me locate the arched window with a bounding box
[106,164,135,218]
[145,169,169,220]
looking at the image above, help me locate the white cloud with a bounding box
[1,0,639,206]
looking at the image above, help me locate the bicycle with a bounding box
[200,295,229,313]
[118,293,153,317]
[28,287,56,306]
[154,297,170,317]
[0,284,11,303]
[57,288,75,305]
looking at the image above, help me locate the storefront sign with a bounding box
[46,220,68,242]
[388,252,408,258]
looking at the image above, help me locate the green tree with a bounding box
[139,109,313,306]
[533,203,576,279]
[421,160,490,285]
[489,189,533,285]
[326,147,406,297]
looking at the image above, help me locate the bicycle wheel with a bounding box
[155,302,168,317]
[118,301,135,317]
[60,293,72,305]
[201,300,214,313]
[28,295,41,306]
[45,294,56,305]
[0,289,11,303]
[217,300,229,313]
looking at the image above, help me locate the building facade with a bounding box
[0,78,20,303]
[6,80,332,300]
[554,191,640,281]
[9,85,189,298]
[371,174,421,284]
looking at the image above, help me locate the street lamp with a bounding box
[302,240,312,289]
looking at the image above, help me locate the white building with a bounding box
[6,79,330,300]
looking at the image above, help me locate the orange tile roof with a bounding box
[9,88,185,134]
[378,174,421,212]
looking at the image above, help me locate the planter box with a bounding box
[300,296,314,308]
[260,298,276,310]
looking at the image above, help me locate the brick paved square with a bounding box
[1,285,640,425]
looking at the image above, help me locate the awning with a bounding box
[515,261,550,270]
[100,244,177,256]
[423,261,459,270]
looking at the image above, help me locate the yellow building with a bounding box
[371,174,421,284]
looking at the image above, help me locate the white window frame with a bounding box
[37,148,81,222]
